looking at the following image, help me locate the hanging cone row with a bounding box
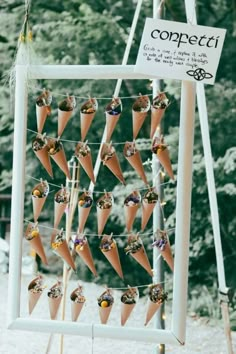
[57,95,76,137]
[125,234,152,276]
[152,136,174,180]
[78,191,93,233]
[70,284,86,321]
[97,289,114,324]
[75,142,95,184]
[132,95,151,139]
[152,230,174,271]
[100,234,123,279]
[96,192,113,235]
[101,143,125,185]
[74,235,97,276]
[51,229,76,270]
[121,287,138,326]
[124,191,141,232]
[31,180,49,222]
[25,222,48,264]
[123,141,148,184]
[80,98,98,141]
[145,284,168,326]
[150,92,169,139]
[141,188,158,231]
[36,90,52,134]
[54,187,70,228]
[105,97,122,142]
[28,275,45,314]
[47,281,63,320]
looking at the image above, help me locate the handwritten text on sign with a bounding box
[135,19,226,84]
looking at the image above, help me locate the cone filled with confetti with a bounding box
[100,234,123,279]
[97,289,114,324]
[31,180,49,222]
[123,141,147,184]
[132,95,150,139]
[152,230,174,271]
[105,97,122,142]
[74,235,97,276]
[145,284,168,325]
[80,98,98,141]
[54,187,70,228]
[25,223,48,265]
[152,136,174,180]
[101,143,125,184]
[51,229,76,270]
[57,95,76,137]
[28,275,45,314]
[48,281,63,320]
[124,191,141,232]
[70,284,86,321]
[150,92,169,139]
[141,188,158,231]
[75,142,95,184]
[125,234,152,276]
[96,192,113,235]
[121,287,138,326]
[47,137,71,179]
[32,134,53,177]
[36,90,52,134]
[78,191,93,233]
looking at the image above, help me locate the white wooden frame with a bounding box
[7,64,196,346]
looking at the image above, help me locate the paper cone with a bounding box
[101,143,125,184]
[75,142,95,183]
[36,106,49,134]
[31,181,49,222]
[130,247,152,276]
[54,202,66,229]
[124,142,147,184]
[80,98,97,141]
[29,233,48,265]
[105,114,120,143]
[150,108,165,139]
[75,238,97,276]
[98,290,114,324]
[141,201,156,231]
[54,240,76,270]
[99,306,113,324]
[121,303,136,326]
[50,146,71,179]
[48,296,62,320]
[100,238,123,279]
[71,301,84,322]
[157,148,174,180]
[96,193,113,235]
[124,204,139,232]
[132,111,148,140]
[145,300,161,325]
[28,276,44,314]
[161,242,174,271]
[78,192,93,233]
[58,110,73,137]
[28,291,42,314]
[33,143,53,177]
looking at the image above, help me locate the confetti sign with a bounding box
[135,18,226,85]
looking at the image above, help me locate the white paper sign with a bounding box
[135,18,226,84]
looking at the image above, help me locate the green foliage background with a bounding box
[0,0,235,314]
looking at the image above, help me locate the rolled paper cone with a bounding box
[33,146,53,178]
[141,201,156,231]
[29,234,48,265]
[48,296,62,320]
[124,149,147,184]
[50,148,71,180]
[103,154,125,185]
[36,105,48,134]
[71,301,84,322]
[161,242,174,271]
[124,204,139,232]
[101,243,123,279]
[105,113,120,143]
[78,205,92,233]
[54,202,67,229]
[32,196,47,223]
[132,111,148,140]
[157,148,174,180]
[97,207,111,235]
[55,240,76,270]
[150,107,165,139]
[130,247,152,276]
[77,152,95,184]
[28,291,42,314]
[58,109,73,137]
[144,300,161,326]
[121,303,136,326]
[75,240,97,276]
[99,305,113,324]
[80,112,95,142]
